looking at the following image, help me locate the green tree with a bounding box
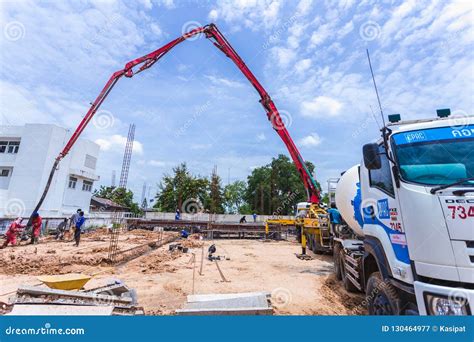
[93,186,142,215]
[208,170,225,214]
[154,163,209,213]
[244,154,320,215]
[223,180,247,214]
[321,192,329,205]
[244,165,271,214]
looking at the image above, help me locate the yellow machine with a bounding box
[264,202,330,257]
[296,203,330,256]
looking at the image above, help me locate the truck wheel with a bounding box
[333,244,342,280]
[340,249,358,292]
[366,272,400,315]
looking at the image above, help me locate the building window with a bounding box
[7,141,20,154]
[369,144,395,197]
[84,154,97,169]
[0,169,10,177]
[0,141,20,153]
[82,180,93,192]
[68,176,78,189]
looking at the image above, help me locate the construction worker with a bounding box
[30,212,42,244]
[327,203,342,236]
[55,218,68,240]
[1,217,25,248]
[68,209,81,240]
[74,211,86,247]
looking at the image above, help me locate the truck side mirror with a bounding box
[363,143,381,170]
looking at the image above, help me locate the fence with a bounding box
[143,211,294,223]
[0,211,295,235]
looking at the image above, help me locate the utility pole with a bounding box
[141,181,147,209]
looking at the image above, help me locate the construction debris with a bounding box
[7,278,143,316]
[176,292,273,315]
[0,228,364,315]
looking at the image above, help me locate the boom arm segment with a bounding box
[29,23,319,224]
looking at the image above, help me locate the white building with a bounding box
[0,124,100,218]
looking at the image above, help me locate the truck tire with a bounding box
[333,244,342,280]
[340,248,359,292]
[366,272,400,315]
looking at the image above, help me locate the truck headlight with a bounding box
[425,293,470,315]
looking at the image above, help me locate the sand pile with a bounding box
[180,237,204,249]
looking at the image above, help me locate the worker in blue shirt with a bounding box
[74,211,86,247]
[328,203,342,236]
[175,209,181,221]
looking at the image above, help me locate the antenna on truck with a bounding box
[366,49,397,166]
[366,49,386,128]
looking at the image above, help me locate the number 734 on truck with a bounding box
[330,109,474,315]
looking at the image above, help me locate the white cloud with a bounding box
[338,20,354,38]
[209,9,219,21]
[207,0,282,30]
[271,47,296,68]
[301,96,343,118]
[309,23,331,47]
[299,133,322,147]
[204,75,244,88]
[148,160,167,167]
[256,133,266,141]
[95,135,144,155]
[295,58,311,74]
[296,0,312,16]
[149,23,163,38]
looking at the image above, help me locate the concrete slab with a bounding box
[184,295,269,310]
[187,291,269,303]
[177,291,273,316]
[7,305,114,316]
[176,307,273,315]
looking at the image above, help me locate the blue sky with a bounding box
[1,0,473,201]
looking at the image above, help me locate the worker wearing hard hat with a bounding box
[1,217,25,248]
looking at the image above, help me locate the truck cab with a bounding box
[335,110,473,315]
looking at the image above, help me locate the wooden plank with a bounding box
[17,286,131,304]
[176,307,273,316]
[7,305,114,316]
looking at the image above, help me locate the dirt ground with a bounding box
[0,229,366,315]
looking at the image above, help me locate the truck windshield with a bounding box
[392,125,474,186]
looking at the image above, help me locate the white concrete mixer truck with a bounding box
[332,109,474,315]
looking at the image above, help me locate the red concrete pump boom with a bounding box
[28,23,320,224]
